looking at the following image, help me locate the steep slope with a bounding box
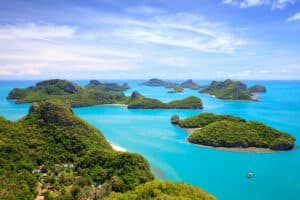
[0,100,153,199]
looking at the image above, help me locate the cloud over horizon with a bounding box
[0,1,299,80]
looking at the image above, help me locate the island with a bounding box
[86,80,130,92]
[7,79,203,109]
[142,78,172,87]
[181,79,200,90]
[142,78,201,93]
[168,85,184,93]
[171,112,295,151]
[0,99,215,199]
[249,84,267,93]
[128,91,203,109]
[200,79,267,101]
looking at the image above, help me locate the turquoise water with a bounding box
[1,80,300,200]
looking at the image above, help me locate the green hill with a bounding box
[106,180,216,200]
[7,79,203,109]
[7,79,128,107]
[85,80,130,93]
[181,79,200,90]
[174,113,295,151]
[128,92,202,109]
[200,79,266,101]
[0,99,154,199]
[0,100,214,199]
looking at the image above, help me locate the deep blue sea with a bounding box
[1,80,300,200]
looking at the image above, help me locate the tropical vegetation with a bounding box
[7,79,203,109]
[200,79,266,101]
[106,180,216,200]
[0,100,213,199]
[173,112,295,150]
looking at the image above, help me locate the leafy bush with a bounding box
[105,180,216,200]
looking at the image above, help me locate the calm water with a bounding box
[1,80,300,200]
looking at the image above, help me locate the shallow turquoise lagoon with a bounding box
[1,80,300,200]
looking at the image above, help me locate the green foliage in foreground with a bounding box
[175,112,295,150]
[7,79,203,109]
[200,79,266,101]
[128,92,203,109]
[105,180,216,200]
[0,99,153,199]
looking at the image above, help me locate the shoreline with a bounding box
[109,142,127,152]
[202,93,258,102]
[99,104,128,107]
[180,126,275,153]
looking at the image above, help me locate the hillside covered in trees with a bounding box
[7,79,203,109]
[200,79,266,101]
[172,113,295,151]
[0,100,214,199]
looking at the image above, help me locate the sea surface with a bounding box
[1,80,300,200]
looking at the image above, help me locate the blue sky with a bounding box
[0,0,300,80]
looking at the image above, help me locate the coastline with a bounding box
[99,104,128,107]
[202,93,258,102]
[109,142,127,152]
[180,126,275,153]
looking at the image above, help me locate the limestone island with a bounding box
[168,85,184,93]
[142,78,201,93]
[180,79,201,90]
[7,79,203,109]
[0,99,215,199]
[200,79,267,101]
[171,112,295,151]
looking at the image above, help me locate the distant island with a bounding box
[142,78,200,93]
[86,79,130,92]
[7,79,203,109]
[200,79,266,101]
[168,85,184,93]
[0,99,215,199]
[172,112,295,151]
[128,91,203,109]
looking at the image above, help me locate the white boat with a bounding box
[247,172,253,178]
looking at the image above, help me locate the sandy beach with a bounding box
[109,142,127,152]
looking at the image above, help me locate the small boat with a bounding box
[247,172,253,178]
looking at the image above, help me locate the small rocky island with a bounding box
[171,112,295,151]
[0,99,215,199]
[7,79,203,109]
[200,79,266,101]
[142,78,200,93]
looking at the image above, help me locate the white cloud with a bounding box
[287,12,300,21]
[223,0,296,9]
[0,23,76,41]
[160,57,191,67]
[97,13,247,53]
[0,70,13,76]
[217,70,252,78]
[125,6,166,15]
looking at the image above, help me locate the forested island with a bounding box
[7,79,203,109]
[142,78,200,93]
[0,100,215,199]
[128,91,202,109]
[200,79,266,101]
[172,113,295,151]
